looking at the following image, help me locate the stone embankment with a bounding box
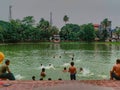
[0,80,120,90]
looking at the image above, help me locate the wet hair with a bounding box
[42,68,45,72]
[72,57,74,60]
[5,59,10,64]
[58,78,62,80]
[64,67,67,70]
[80,67,83,71]
[49,64,51,66]
[39,78,43,80]
[70,62,74,66]
[116,59,120,64]
[48,78,52,80]
[32,76,35,80]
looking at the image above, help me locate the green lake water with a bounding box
[0,42,120,80]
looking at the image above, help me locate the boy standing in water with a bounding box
[40,68,46,79]
[68,62,77,80]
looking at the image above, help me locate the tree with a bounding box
[22,16,35,26]
[100,18,110,41]
[100,29,108,41]
[36,18,51,41]
[60,24,80,41]
[21,16,36,41]
[49,26,59,36]
[102,18,109,30]
[37,18,50,30]
[0,26,4,42]
[115,27,120,40]
[79,23,95,42]
[0,21,10,42]
[63,15,69,24]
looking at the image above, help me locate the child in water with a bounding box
[80,67,83,73]
[32,76,35,80]
[63,67,68,72]
[40,68,46,79]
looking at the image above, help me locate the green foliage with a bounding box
[102,18,108,29]
[79,23,95,42]
[22,16,35,26]
[0,17,113,43]
[60,24,80,41]
[36,18,52,41]
[49,26,59,36]
[99,18,110,41]
[100,29,109,41]
[37,18,50,30]
[115,27,120,39]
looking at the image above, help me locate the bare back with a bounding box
[112,64,120,76]
[69,66,76,74]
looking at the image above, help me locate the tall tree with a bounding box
[115,27,120,40]
[0,26,4,42]
[79,23,95,42]
[100,18,110,41]
[36,18,51,41]
[102,18,109,30]
[60,24,80,41]
[49,26,59,35]
[22,16,35,26]
[21,16,36,41]
[37,18,50,30]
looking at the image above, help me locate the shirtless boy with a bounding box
[110,59,120,80]
[68,62,77,80]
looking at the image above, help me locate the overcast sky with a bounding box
[0,0,120,28]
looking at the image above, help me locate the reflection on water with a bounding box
[0,43,120,80]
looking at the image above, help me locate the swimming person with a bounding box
[45,64,56,70]
[40,64,45,69]
[68,62,77,80]
[80,67,83,73]
[32,76,35,80]
[0,59,15,80]
[63,67,68,72]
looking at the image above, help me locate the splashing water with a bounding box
[15,74,24,80]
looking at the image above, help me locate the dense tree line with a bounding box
[0,15,117,43]
[0,16,59,43]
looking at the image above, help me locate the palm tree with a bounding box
[102,18,109,30]
[100,18,110,41]
[63,15,69,25]
[37,18,50,30]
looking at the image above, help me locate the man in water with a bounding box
[110,59,120,80]
[0,59,15,80]
[68,62,77,80]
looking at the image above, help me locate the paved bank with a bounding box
[0,80,119,90]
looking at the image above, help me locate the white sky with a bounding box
[0,0,120,28]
